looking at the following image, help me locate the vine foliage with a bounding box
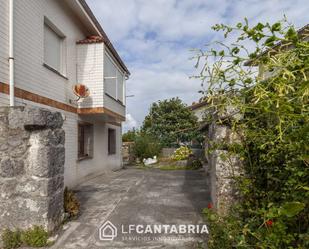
[197,18,309,248]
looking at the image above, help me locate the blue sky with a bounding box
[86,0,309,131]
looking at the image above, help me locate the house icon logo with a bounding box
[99,220,117,241]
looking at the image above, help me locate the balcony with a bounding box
[76,37,127,122]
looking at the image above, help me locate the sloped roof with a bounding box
[189,101,208,111]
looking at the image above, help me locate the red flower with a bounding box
[266,220,273,227]
[207,203,213,209]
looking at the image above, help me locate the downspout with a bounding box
[9,0,14,106]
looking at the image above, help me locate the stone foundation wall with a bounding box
[0,106,65,232]
[122,142,135,165]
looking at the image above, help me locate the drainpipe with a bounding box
[9,0,14,106]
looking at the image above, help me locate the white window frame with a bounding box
[43,17,67,76]
[104,51,126,104]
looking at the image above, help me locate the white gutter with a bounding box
[9,0,14,106]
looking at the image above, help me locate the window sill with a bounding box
[77,156,93,162]
[43,63,68,80]
[105,93,125,107]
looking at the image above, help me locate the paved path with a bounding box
[52,168,210,249]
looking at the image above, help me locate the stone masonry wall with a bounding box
[206,120,243,215]
[0,106,65,232]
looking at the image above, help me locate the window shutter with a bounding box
[44,24,62,71]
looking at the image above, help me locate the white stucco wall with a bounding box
[0,0,89,105]
[0,0,124,188]
[76,43,104,108]
[193,106,208,122]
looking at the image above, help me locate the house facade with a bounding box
[0,0,130,187]
[189,101,208,122]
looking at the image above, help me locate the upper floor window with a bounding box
[44,18,66,75]
[104,52,125,104]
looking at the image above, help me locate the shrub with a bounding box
[171,146,192,161]
[122,129,138,142]
[190,159,203,169]
[197,18,309,249]
[133,134,161,160]
[64,187,80,219]
[1,229,22,249]
[20,226,48,248]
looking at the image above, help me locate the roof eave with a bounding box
[75,0,130,76]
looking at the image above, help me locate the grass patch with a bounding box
[158,165,198,170]
[134,164,150,169]
[1,226,51,249]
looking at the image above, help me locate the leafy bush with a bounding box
[64,187,80,219]
[122,128,138,142]
[190,159,203,169]
[2,229,22,249]
[171,146,192,161]
[20,226,48,248]
[197,18,309,248]
[133,134,161,160]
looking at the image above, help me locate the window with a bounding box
[44,18,66,74]
[104,52,125,103]
[108,128,116,155]
[78,123,94,159]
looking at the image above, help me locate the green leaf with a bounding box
[265,36,276,47]
[255,22,265,31]
[280,202,305,217]
[219,50,225,56]
[231,47,240,54]
[285,27,298,42]
[271,22,281,32]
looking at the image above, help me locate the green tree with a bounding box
[141,97,199,146]
[122,128,138,142]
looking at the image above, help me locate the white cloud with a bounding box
[86,0,309,127]
[123,113,138,131]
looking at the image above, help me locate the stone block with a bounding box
[27,146,65,177]
[0,157,24,177]
[0,178,18,199]
[31,129,65,147]
[16,175,64,197]
[0,106,10,115]
[46,112,64,129]
[23,107,63,130]
[8,107,26,129]
[0,193,63,231]
[0,139,8,152]
[0,106,65,233]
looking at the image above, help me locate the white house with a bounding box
[189,101,208,122]
[0,0,130,187]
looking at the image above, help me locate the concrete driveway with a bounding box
[52,168,210,249]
